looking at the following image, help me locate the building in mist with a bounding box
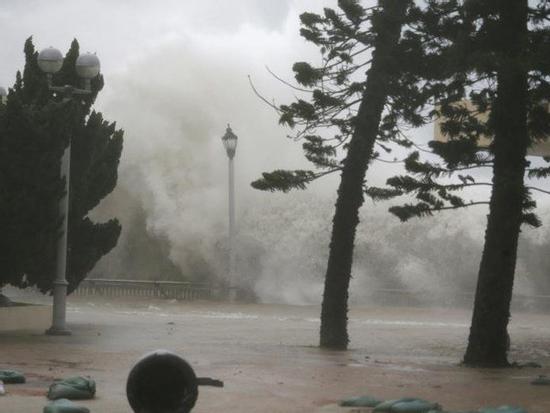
[434,100,550,157]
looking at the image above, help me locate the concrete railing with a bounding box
[74,278,213,301]
[69,281,550,309]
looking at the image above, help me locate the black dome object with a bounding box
[126,350,199,413]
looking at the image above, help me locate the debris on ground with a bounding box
[530,375,550,385]
[0,369,26,384]
[47,376,96,400]
[373,397,441,412]
[477,407,527,413]
[336,392,532,413]
[339,395,382,407]
[196,377,224,387]
[426,410,476,413]
[513,361,542,368]
[43,398,90,413]
[0,380,5,395]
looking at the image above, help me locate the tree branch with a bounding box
[526,185,550,196]
[248,75,280,112]
[265,66,312,93]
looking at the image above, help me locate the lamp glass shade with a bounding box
[75,53,100,79]
[37,47,64,74]
[222,125,238,158]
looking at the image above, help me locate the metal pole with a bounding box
[46,142,72,335]
[228,156,236,301]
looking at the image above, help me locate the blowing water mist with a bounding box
[85,7,550,306]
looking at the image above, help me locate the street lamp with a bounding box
[38,46,101,336]
[221,124,238,300]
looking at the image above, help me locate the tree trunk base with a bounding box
[462,359,511,368]
[463,347,510,368]
[319,339,348,351]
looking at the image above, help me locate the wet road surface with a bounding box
[1,298,549,412]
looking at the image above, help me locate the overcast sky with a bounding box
[0,0,349,174]
[1,1,327,87]
[1,0,351,195]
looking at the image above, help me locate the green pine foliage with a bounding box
[251,0,432,193]
[0,92,69,289]
[349,0,550,366]
[252,170,316,192]
[0,37,123,293]
[253,0,443,349]
[371,1,550,229]
[250,0,550,357]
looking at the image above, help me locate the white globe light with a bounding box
[75,53,100,80]
[37,47,64,74]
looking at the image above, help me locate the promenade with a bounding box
[1,298,549,412]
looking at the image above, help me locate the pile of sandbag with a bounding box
[0,369,26,384]
[0,369,26,397]
[339,395,528,413]
[43,376,95,413]
[530,375,550,386]
[47,376,96,401]
[43,399,91,413]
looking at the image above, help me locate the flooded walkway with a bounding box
[1,298,549,412]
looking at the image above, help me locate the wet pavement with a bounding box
[1,298,549,412]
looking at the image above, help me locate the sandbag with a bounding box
[426,411,475,413]
[0,370,25,384]
[340,395,383,407]
[426,410,479,413]
[478,407,527,413]
[47,376,96,400]
[392,399,442,413]
[374,397,441,412]
[374,398,405,412]
[43,399,90,413]
[531,375,550,386]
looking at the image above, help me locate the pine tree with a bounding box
[0,37,123,293]
[377,0,550,366]
[0,85,69,290]
[251,0,430,349]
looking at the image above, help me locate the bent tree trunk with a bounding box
[319,0,408,349]
[464,0,528,367]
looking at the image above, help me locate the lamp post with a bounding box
[0,87,5,304]
[221,125,238,300]
[0,87,6,104]
[37,46,101,335]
